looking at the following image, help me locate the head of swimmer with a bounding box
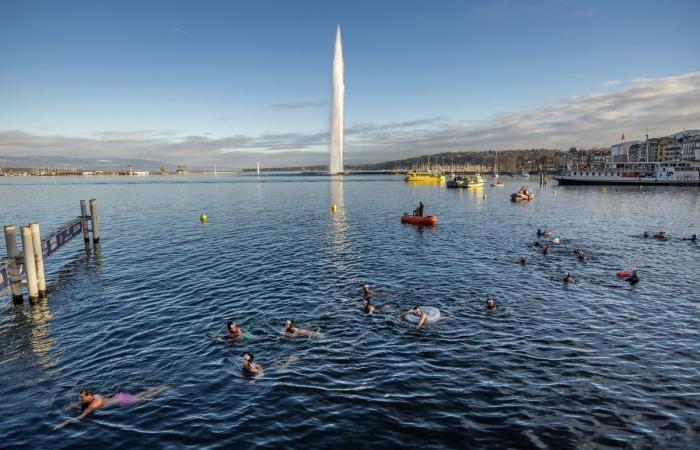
[362,283,371,295]
[242,352,254,366]
[79,388,95,405]
[413,305,422,316]
[227,321,239,334]
[285,320,294,331]
[486,297,496,310]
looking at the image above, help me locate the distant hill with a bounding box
[0,155,174,171]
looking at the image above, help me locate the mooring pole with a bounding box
[20,224,40,303]
[80,200,91,254]
[4,225,24,304]
[30,223,47,298]
[89,199,100,244]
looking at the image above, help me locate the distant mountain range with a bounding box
[0,155,174,171]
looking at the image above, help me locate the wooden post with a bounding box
[89,199,100,244]
[80,200,91,254]
[4,225,24,304]
[20,224,40,303]
[30,223,47,298]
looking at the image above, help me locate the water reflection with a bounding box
[329,177,347,252]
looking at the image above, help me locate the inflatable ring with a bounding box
[404,306,441,324]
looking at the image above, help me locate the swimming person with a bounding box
[227,321,243,339]
[363,298,376,315]
[682,233,697,242]
[402,306,428,329]
[563,272,576,283]
[284,320,315,336]
[643,231,650,238]
[653,231,666,239]
[486,297,496,311]
[362,283,374,298]
[628,270,640,285]
[54,386,169,430]
[519,256,528,265]
[542,245,550,255]
[537,228,544,236]
[242,352,263,375]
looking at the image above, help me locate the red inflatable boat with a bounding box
[401,214,438,225]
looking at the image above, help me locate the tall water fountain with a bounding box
[329,25,344,174]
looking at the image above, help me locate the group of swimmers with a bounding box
[643,230,697,242]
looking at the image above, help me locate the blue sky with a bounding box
[1,0,699,167]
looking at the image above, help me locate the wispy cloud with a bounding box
[601,80,622,88]
[269,100,328,109]
[2,72,699,167]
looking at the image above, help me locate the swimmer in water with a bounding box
[542,244,550,255]
[643,231,650,238]
[628,270,639,285]
[402,306,428,329]
[563,272,576,283]
[543,230,553,237]
[682,233,697,242]
[519,256,528,265]
[363,298,376,315]
[537,228,544,236]
[242,352,263,375]
[284,320,314,336]
[534,241,542,247]
[653,231,666,239]
[486,297,496,311]
[362,283,374,298]
[577,251,587,261]
[227,321,243,339]
[54,386,169,430]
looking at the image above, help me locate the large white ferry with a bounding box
[555,161,700,186]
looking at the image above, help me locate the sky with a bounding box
[1,0,699,168]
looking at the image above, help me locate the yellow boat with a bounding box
[404,171,446,182]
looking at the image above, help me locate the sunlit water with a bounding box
[1,175,699,449]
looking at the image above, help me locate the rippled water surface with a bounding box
[1,175,699,449]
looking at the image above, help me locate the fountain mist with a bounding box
[329,25,344,174]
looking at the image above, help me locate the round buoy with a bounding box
[331,204,337,213]
[200,213,208,222]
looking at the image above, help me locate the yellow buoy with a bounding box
[200,213,208,222]
[331,204,337,213]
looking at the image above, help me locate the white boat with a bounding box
[555,161,700,185]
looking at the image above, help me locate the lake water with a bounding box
[1,175,699,449]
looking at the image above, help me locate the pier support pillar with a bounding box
[30,223,47,298]
[4,225,24,304]
[80,200,91,254]
[89,199,100,245]
[20,225,39,303]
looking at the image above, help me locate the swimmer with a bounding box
[577,252,587,261]
[643,231,650,238]
[653,231,666,239]
[628,270,640,285]
[362,283,374,298]
[54,386,169,430]
[284,320,314,336]
[542,244,550,255]
[519,256,528,265]
[682,233,697,242]
[543,230,553,237]
[227,321,243,339]
[534,241,542,247]
[242,352,263,375]
[402,306,428,329]
[537,228,544,236]
[563,272,576,283]
[363,298,376,315]
[486,297,496,311]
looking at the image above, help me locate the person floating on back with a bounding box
[242,352,263,375]
[54,386,169,430]
[284,320,315,336]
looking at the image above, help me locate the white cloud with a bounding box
[601,80,622,88]
[1,72,699,167]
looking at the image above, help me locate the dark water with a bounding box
[1,175,699,449]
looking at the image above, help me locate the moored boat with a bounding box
[401,214,438,225]
[446,173,484,188]
[554,161,700,185]
[404,171,446,182]
[511,186,534,202]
